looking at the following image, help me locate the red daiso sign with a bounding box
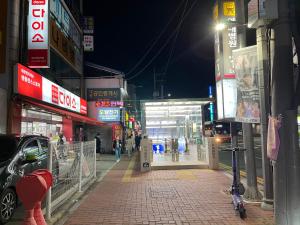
[28,0,50,68]
[15,64,87,115]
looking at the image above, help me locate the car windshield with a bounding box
[0,135,18,163]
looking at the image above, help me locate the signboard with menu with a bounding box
[14,64,87,115]
[28,0,50,68]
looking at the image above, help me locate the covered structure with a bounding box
[141,98,213,168]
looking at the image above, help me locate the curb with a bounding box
[219,163,264,185]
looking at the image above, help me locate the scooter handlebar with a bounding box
[220,147,247,152]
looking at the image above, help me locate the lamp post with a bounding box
[213,0,261,201]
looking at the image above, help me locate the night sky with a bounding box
[83,0,216,99]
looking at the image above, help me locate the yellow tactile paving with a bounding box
[176,170,197,180]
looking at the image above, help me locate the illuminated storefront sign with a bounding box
[15,64,87,115]
[87,88,121,101]
[214,0,238,120]
[95,101,124,108]
[97,108,120,122]
[28,0,50,68]
[83,35,94,52]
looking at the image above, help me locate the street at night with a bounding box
[1,0,300,225]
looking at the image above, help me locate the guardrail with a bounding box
[46,140,97,219]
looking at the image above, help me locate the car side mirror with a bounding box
[20,153,38,164]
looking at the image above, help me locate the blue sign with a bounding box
[152,144,164,154]
[97,108,120,122]
[209,85,213,98]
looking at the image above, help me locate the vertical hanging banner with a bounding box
[82,17,94,52]
[28,0,50,68]
[233,45,260,123]
[214,0,238,120]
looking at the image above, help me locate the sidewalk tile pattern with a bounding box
[64,159,274,225]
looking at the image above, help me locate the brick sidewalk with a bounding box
[63,156,274,225]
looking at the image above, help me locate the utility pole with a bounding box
[160,81,164,99]
[272,0,300,223]
[153,67,157,99]
[235,0,261,200]
[256,23,273,209]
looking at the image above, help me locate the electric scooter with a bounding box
[222,147,247,219]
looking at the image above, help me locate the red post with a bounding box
[16,170,53,225]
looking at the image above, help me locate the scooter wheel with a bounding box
[239,207,247,219]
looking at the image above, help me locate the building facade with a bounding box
[0,0,104,142]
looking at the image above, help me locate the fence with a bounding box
[46,140,97,219]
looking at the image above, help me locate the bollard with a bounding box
[32,170,53,225]
[172,151,175,162]
[16,174,47,225]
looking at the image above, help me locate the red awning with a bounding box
[24,99,106,127]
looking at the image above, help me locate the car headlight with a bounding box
[215,137,222,143]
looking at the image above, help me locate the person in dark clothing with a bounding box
[95,133,101,153]
[112,136,122,162]
[135,134,141,151]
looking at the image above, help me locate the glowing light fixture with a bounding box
[215,23,226,31]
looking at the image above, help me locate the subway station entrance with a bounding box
[141,99,212,169]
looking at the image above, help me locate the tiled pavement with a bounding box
[62,154,274,225]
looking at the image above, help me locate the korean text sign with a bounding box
[97,108,120,122]
[28,0,50,68]
[15,64,87,115]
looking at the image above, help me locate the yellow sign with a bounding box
[213,4,218,21]
[223,1,236,17]
[125,112,129,122]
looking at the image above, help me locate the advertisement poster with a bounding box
[233,45,260,123]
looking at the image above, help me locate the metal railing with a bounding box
[46,140,97,219]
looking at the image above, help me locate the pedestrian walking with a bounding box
[57,132,66,160]
[135,134,141,151]
[113,136,122,162]
[95,133,102,153]
[126,134,134,158]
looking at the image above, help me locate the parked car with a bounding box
[0,135,59,224]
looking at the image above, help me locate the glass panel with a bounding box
[23,140,39,157]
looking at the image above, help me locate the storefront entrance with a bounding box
[21,106,63,137]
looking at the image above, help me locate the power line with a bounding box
[126,0,186,76]
[163,0,189,78]
[127,0,198,81]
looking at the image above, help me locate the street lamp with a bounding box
[215,23,226,31]
[214,21,248,31]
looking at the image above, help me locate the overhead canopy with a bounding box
[23,98,106,127]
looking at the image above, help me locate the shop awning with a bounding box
[24,99,106,127]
